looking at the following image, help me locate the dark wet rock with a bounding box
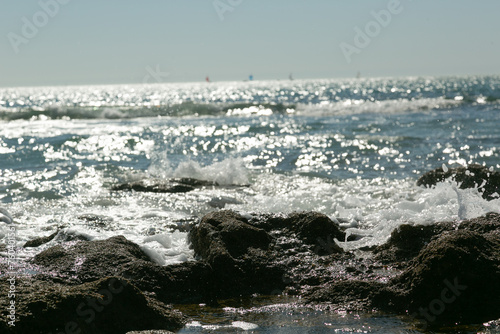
[122,261,213,304]
[305,280,393,311]
[111,177,244,194]
[23,231,58,248]
[30,235,213,304]
[187,211,355,299]
[189,210,284,297]
[286,212,345,254]
[373,223,453,264]
[302,213,500,328]
[126,331,175,334]
[457,211,500,233]
[31,236,151,283]
[248,211,346,254]
[19,210,500,330]
[112,179,198,193]
[0,276,185,334]
[417,164,500,200]
[374,212,500,264]
[190,210,272,259]
[389,228,500,327]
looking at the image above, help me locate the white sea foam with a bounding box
[148,156,249,185]
[295,97,462,116]
[0,207,13,224]
[1,76,500,268]
[185,320,258,331]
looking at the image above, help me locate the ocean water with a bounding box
[1,76,500,332]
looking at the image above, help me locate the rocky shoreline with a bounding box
[1,165,500,333]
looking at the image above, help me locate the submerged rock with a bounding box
[0,277,185,334]
[23,231,58,248]
[417,164,500,200]
[112,178,205,193]
[112,177,249,194]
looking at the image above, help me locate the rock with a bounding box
[190,210,272,259]
[126,331,175,334]
[457,211,500,233]
[189,210,283,297]
[112,179,197,193]
[247,211,345,254]
[112,177,250,194]
[0,277,185,334]
[23,231,58,248]
[390,228,500,327]
[373,223,453,264]
[374,212,500,264]
[31,235,151,283]
[303,213,500,328]
[305,280,391,311]
[286,212,345,254]
[122,261,213,304]
[417,164,500,200]
[30,235,213,304]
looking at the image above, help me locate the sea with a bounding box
[1,75,500,333]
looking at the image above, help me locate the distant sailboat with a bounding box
[206,76,210,83]
[289,73,294,81]
[356,71,361,79]
[248,74,254,81]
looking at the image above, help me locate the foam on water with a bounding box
[1,76,499,120]
[1,76,500,267]
[148,155,249,185]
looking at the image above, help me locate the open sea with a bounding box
[1,75,500,333]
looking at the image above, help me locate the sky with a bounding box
[0,0,499,87]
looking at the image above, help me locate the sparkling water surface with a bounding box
[1,76,500,332]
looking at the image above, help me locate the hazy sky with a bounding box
[1,0,499,87]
